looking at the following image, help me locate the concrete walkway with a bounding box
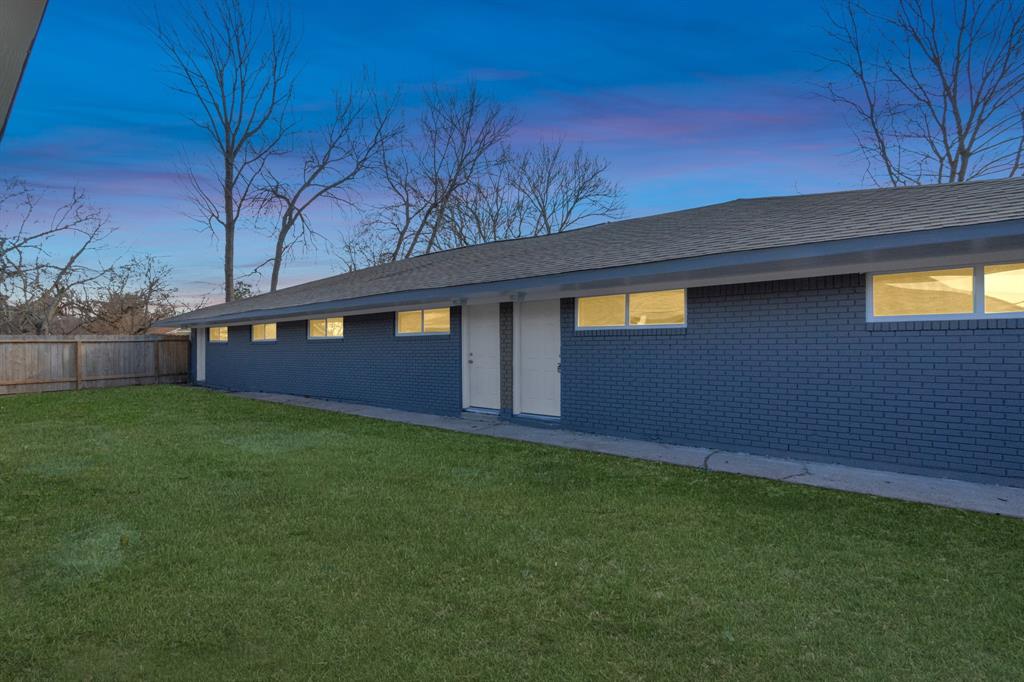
[226,390,1024,519]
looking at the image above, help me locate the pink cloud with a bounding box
[511,80,840,148]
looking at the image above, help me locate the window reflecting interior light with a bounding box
[872,268,974,317]
[253,323,276,341]
[423,308,450,333]
[629,289,686,326]
[984,263,1024,314]
[310,317,344,337]
[397,310,422,334]
[578,294,626,328]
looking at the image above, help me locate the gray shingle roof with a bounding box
[166,177,1024,325]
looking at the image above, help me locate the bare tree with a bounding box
[512,141,623,235]
[0,179,106,280]
[1,180,190,335]
[77,256,181,334]
[343,85,624,268]
[343,83,516,266]
[150,0,295,301]
[259,85,398,291]
[446,146,531,246]
[443,142,623,248]
[0,179,116,334]
[822,0,1024,186]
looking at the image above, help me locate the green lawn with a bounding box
[1,386,1022,680]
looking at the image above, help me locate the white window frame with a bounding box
[866,260,1024,322]
[308,317,344,340]
[251,322,277,343]
[395,307,451,336]
[574,290,687,330]
[209,326,229,343]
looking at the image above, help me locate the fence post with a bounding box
[153,340,160,382]
[75,340,83,390]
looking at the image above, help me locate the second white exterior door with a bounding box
[464,304,501,410]
[516,299,561,417]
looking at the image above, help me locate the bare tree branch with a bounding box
[75,256,182,334]
[1,180,113,334]
[342,83,515,267]
[821,0,1024,186]
[259,81,399,290]
[149,0,295,301]
[1,180,192,335]
[512,140,624,236]
[342,84,623,268]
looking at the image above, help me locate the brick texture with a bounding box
[188,328,197,383]
[200,307,462,416]
[560,275,1024,487]
[187,276,1024,487]
[499,302,514,417]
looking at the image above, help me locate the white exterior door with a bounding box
[516,299,561,417]
[196,327,206,382]
[464,304,500,410]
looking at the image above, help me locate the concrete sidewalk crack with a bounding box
[780,465,811,482]
[702,449,722,471]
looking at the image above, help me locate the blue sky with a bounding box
[0,0,866,298]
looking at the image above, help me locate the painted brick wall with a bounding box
[499,302,514,417]
[560,274,1024,486]
[200,307,462,416]
[188,328,197,383]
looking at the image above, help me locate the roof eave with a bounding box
[0,0,48,143]
[160,218,1024,328]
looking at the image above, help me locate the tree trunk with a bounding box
[223,158,235,302]
[270,218,290,292]
[224,225,234,302]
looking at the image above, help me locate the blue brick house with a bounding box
[163,179,1024,487]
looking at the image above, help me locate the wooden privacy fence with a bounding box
[0,335,190,396]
